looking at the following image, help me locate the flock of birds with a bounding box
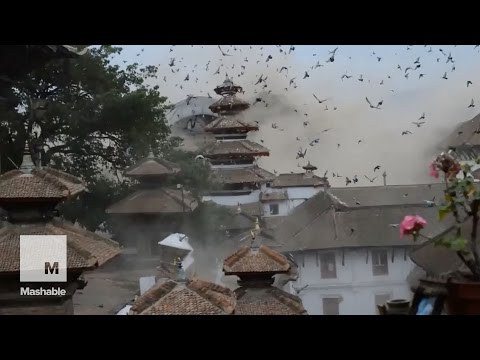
[127,45,480,188]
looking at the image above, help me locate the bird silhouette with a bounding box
[364,175,377,183]
[366,97,382,109]
[217,45,232,56]
[402,130,413,135]
[412,121,425,128]
[467,81,473,87]
[296,148,307,159]
[313,94,328,103]
[374,165,381,172]
[469,99,475,108]
[442,72,448,80]
[303,71,310,79]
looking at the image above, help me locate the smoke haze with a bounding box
[113,45,480,186]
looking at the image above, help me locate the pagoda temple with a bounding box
[0,145,120,315]
[106,151,198,257]
[222,242,307,315]
[129,276,236,315]
[202,77,275,207]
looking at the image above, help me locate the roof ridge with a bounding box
[30,168,70,194]
[258,245,290,270]
[223,247,249,268]
[40,167,84,185]
[268,287,307,314]
[132,280,177,314]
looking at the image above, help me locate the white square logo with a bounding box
[20,235,67,282]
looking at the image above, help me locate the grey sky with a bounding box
[110,45,480,186]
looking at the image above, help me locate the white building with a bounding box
[271,184,452,315]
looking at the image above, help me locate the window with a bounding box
[269,203,279,215]
[371,250,389,276]
[320,252,337,279]
[266,183,271,188]
[323,297,340,315]
[375,294,391,308]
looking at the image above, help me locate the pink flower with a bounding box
[400,215,427,239]
[429,162,439,178]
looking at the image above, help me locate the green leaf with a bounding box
[451,238,468,251]
[434,237,468,252]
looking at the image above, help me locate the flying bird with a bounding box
[469,99,475,108]
[313,94,328,103]
[442,72,448,80]
[341,74,352,80]
[418,112,425,120]
[412,121,425,127]
[303,71,310,79]
[402,130,413,135]
[296,148,307,159]
[364,175,378,183]
[419,73,425,79]
[218,45,232,56]
[467,81,473,87]
[374,165,381,172]
[345,177,352,186]
[366,97,382,109]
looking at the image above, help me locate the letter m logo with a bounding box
[45,261,59,275]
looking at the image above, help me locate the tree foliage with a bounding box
[0,45,175,182]
[0,46,185,230]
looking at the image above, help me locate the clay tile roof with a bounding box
[0,219,120,274]
[209,95,250,113]
[131,278,236,315]
[205,115,258,132]
[204,140,269,157]
[223,245,290,275]
[0,167,85,201]
[211,166,276,184]
[125,156,180,177]
[106,188,198,214]
[234,287,307,315]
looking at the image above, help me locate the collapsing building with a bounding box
[0,146,120,315]
[202,76,275,207]
[106,151,198,257]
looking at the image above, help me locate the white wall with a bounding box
[262,201,289,217]
[203,189,261,206]
[292,248,415,315]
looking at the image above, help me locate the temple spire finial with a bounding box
[19,142,35,173]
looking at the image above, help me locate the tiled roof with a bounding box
[106,188,198,214]
[0,218,120,274]
[271,189,456,252]
[329,183,445,207]
[205,115,258,132]
[209,96,250,113]
[271,173,327,188]
[0,167,85,200]
[125,156,180,177]
[204,140,269,157]
[211,166,275,184]
[131,278,236,315]
[234,287,307,315]
[223,245,291,275]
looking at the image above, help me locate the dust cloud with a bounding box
[129,45,480,187]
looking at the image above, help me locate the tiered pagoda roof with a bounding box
[204,115,258,133]
[222,245,307,315]
[204,139,269,158]
[129,278,236,315]
[0,147,120,275]
[124,152,180,178]
[209,77,250,114]
[106,151,198,215]
[210,166,276,185]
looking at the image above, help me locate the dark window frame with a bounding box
[320,252,337,279]
[371,249,389,276]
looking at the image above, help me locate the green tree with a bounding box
[0,45,178,230]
